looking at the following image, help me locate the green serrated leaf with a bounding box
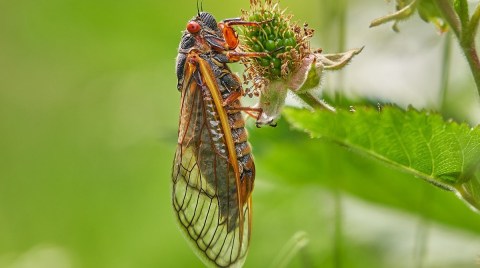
[283,106,480,212]
[250,117,480,234]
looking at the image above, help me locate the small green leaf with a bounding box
[370,0,448,32]
[370,0,417,30]
[417,0,449,32]
[316,47,364,71]
[283,106,480,212]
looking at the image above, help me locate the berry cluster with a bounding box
[241,0,313,94]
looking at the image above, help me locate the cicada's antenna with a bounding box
[196,0,200,16]
[200,0,203,12]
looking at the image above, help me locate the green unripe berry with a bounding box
[252,43,262,52]
[284,31,294,38]
[284,37,296,47]
[265,40,276,51]
[275,39,284,48]
[272,58,281,68]
[259,58,270,67]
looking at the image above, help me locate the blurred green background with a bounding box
[1,0,480,267]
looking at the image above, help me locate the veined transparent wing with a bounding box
[172,56,251,268]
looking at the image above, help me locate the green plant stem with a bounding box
[440,32,452,111]
[297,92,324,109]
[455,0,470,30]
[270,232,309,268]
[413,184,431,268]
[296,92,336,112]
[436,0,480,98]
[333,1,347,267]
[333,189,343,268]
[336,0,347,95]
[413,216,429,268]
[462,45,480,97]
[455,182,480,213]
[467,5,480,41]
[436,0,461,37]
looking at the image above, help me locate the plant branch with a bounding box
[333,189,343,268]
[296,92,336,113]
[467,4,480,44]
[413,184,431,268]
[440,32,452,110]
[462,45,480,97]
[436,0,461,38]
[437,0,480,98]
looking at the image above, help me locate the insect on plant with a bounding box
[172,5,272,267]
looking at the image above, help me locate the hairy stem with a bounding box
[440,32,452,110]
[336,0,347,95]
[333,189,343,268]
[437,0,480,98]
[436,0,461,37]
[413,184,431,268]
[333,1,347,267]
[468,4,480,41]
[296,92,336,112]
[463,45,480,97]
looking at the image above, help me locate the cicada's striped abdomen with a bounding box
[228,102,255,205]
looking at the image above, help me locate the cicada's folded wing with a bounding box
[172,54,251,268]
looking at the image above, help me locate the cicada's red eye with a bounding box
[186,21,201,34]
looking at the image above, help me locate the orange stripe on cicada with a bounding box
[172,11,270,268]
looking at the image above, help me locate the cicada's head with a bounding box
[186,12,219,35]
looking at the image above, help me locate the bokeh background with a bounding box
[1,0,480,267]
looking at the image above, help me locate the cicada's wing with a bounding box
[172,55,251,268]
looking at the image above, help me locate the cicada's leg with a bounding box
[229,106,275,127]
[226,102,278,128]
[226,51,270,62]
[222,90,242,106]
[222,91,264,122]
[228,106,263,120]
[221,19,267,27]
[211,51,269,65]
[218,18,271,50]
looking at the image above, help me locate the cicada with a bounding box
[172,11,268,268]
